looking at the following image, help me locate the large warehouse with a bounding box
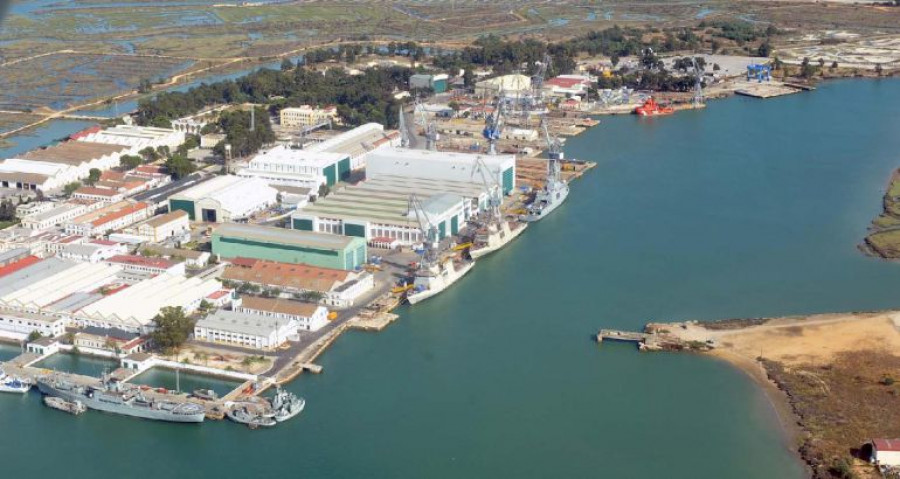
[237,145,350,191]
[168,175,277,223]
[366,148,516,195]
[304,123,401,170]
[212,223,367,270]
[291,176,490,246]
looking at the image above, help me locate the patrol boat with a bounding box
[521,119,569,222]
[271,387,305,422]
[36,375,205,423]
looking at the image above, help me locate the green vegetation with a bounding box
[85,168,101,186]
[120,154,143,170]
[210,108,275,158]
[26,331,43,342]
[136,65,408,130]
[150,306,194,352]
[63,182,81,196]
[164,154,195,179]
[865,169,900,258]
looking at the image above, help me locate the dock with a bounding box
[596,329,651,344]
[595,328,699,352]
[735,81,807,99]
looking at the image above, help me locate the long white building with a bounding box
[237,146,349,191]
[305,123,401,169]
[168,175,277,223]
[366,147,517,195]
[73,125,186,152]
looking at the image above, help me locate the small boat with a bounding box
[633,97,675,116]
[43,396,87,415]
[0,374,32,394]
[192,389,218,401]
[226,405,276,429]
[271,387,305,423]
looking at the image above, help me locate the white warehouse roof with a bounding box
[170,175,278,219]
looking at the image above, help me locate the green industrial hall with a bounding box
[212,223,367,270]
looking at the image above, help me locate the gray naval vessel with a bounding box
[37,375,205,423]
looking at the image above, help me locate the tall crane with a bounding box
[471,157,502,222]
[482,89,504,156]
[407,194,439,266]
[530,53,551,111]
[691,57,705,107]
[415,97,438,151]
[541,116,563,183]
[398,103,410,148]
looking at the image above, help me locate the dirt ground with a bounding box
[669,311,900,478]
[161,343,275,376]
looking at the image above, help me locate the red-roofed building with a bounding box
[105,254,184,276]
[543,75,592,97]
[0,256,42,278]
[870,439,900,466]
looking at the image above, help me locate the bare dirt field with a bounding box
[668,311,900,478]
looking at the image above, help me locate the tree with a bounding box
[280,58,294,71]
[150,306,194,351]
[317,183,330,198]
[800,57,815,79]
[757,41,772,58]
[138,146,159,163]
[120,154,143,170]
[26,331,43,342]
[0,199,15,221]
[463,68,475,88]
[295,291,324,302]
[831,61,839,69]
[85,168,101,186]
[165,154,196,179]
[138,78,153,94]
[63,182,81,196]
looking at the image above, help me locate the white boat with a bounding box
[469,220,528,259]
[520,178,569,222]
[407,258,475,305]
[0,374,32,394]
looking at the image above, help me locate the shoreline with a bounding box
[706,349,808,471]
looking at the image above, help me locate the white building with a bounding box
[280,105,338,128]
[366,147,517,195]
[65,201,153,237]
[122,210,190,243]
[194,309,298,350]
[291,176,481,246]
[73,125,186,152]
[237,146,349,191]
[304,123,401,169]
[105,254,186,277]
[871,439,900,466]
[168,175,277,223]
[0,141,130,192]
[475,74,532,97]
[59,241,127,263]
[71,187,124,204]
[0,308,68,340]
[20,203,91,230]
[236,296,329,332]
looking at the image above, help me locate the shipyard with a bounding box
[3,2,900,478]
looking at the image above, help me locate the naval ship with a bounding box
[406,258,475,305]
[37,375,206,423]
[522,118,570,222]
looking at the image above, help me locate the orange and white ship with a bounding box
[633,97,675,117]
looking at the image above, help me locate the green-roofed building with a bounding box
[212,223,366,270]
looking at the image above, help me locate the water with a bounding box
[32,353,119,377]
[0,119,96,159]
[0,341,21,362]
[3,79,900,477]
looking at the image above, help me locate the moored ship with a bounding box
[633,97,675,116]
[36,375,205,423]
[469,220,528,259]
[407,258,475,305]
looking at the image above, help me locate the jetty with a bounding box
[595,327,701,351]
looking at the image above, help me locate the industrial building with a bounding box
[304,123,401,170]
[212,223,367,270]
[221,258,374,307]
[366,147,516,195]
[122,210,190,243]
[237,145,350,191]
[474,74,532,97]
[194,309,298,350]
[236,296,329,332]
[64,201,153,237]
[291,175,490,246]
[410,73,450,93]
[0,141,129,192]
[72,125,186,152]
[279,105,338,128]
[168,175,277,223]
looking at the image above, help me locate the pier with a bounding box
[596,329,651,344]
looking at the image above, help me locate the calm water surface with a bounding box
[3,79,900,478]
